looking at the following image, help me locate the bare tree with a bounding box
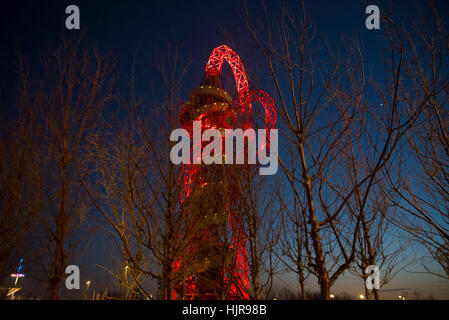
[17,34,115,299]
[87,118,154,299]
[83,42,203,300]
[276,167,310,300]
[242,1,420,298]
[385,4,449,280]
[349,186,411,300]
[231,164,281,299]
[0,113,40,283]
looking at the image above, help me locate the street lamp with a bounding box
[10,273,25,286]
[84,280,91,300]
[7,287,21,300]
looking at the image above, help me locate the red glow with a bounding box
[174,45,276,300]
[205,45,250,102]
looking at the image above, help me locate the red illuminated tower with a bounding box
[174,45,276,300]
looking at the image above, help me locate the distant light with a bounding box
[7,287,21,297]
[398,295,402,299]
[11,273,25,286]
[330,294,335,299]
[359,294,365,300]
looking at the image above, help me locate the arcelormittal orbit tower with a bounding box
[173,45,276,300]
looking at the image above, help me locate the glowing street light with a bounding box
[7,287,21,300]
[8,259,25,300]
[82,280,92,300]
[10,273,25,286]
[11,258,25,285]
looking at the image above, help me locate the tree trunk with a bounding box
[298,143,330,299]
[298,268,307,300]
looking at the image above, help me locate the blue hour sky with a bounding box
[1,0,448,299]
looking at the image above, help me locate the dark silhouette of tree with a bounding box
[16,34,115,299]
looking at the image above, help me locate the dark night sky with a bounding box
[1,0,439,117]
[1,0,448,299]
[0,0,388,106]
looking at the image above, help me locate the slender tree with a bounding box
[17,34,115,299]
[385,4,449,280]
[242,1,420,298]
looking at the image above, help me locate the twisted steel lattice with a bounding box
[176,45,276,300]
[180,45,276,201]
